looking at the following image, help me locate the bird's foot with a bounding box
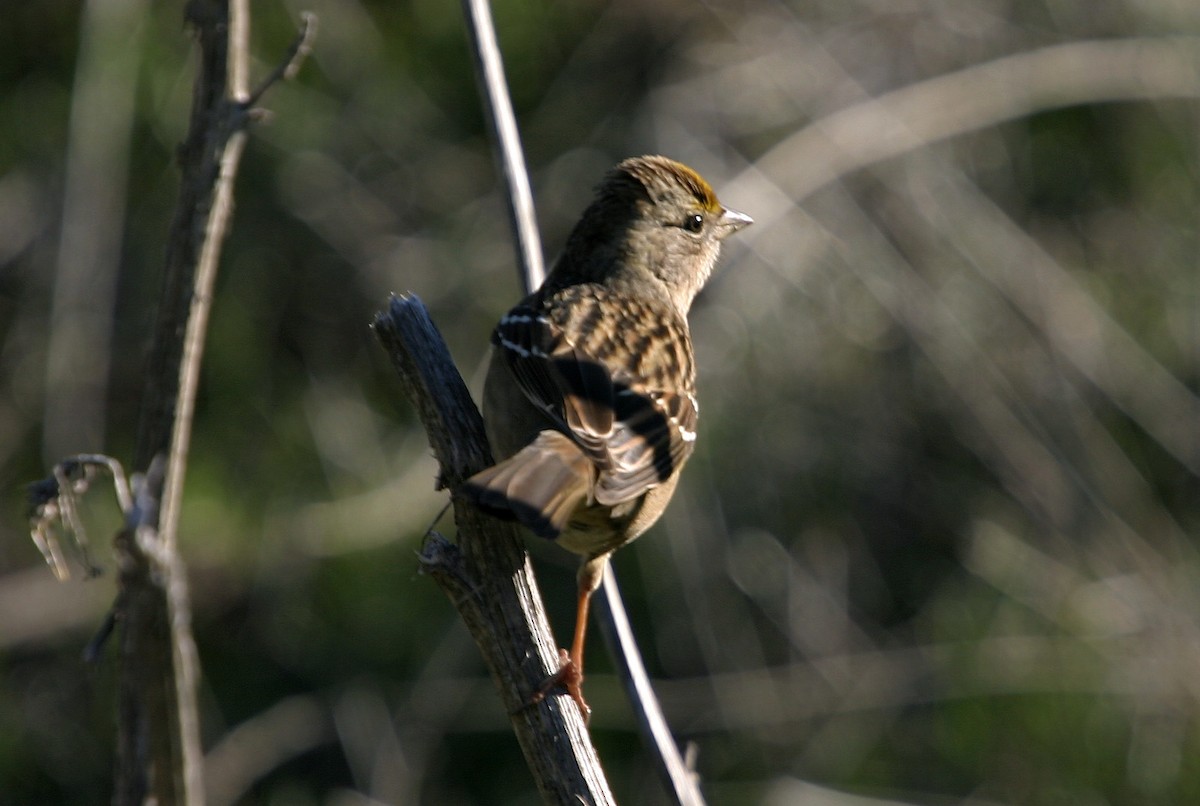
[529,648,591,724]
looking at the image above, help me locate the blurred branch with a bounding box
[99,3,313,803]
[111,1,245,798]
[735,36,1200,212]
[0,567,113,650]
[373,294,614,805]
[204,695,333,806]
[726,36,1200,482]
[156,0,315,571]
[908,162,1200,479]
[43,0,147,462]
[111,456,185,806]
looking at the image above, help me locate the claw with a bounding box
[529,648,591,723]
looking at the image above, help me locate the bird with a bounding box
[461,155,752,720]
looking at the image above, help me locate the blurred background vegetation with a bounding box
[3,1,1199,803]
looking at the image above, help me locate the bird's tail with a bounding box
[460,430,591,539]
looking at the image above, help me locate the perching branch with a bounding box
[373,295,614,805]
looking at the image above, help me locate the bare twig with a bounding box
[245,12,316,108]
[112,456,176,806]
[595,565,705,805]
[153,8,249,796]
[27,454,132,581]
[77,4,314,803]
[460,0,545,292]
[374,295,614,805]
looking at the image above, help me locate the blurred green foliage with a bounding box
[2,1,1199,804]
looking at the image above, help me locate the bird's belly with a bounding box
[555,502,639,558]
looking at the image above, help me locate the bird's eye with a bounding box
[683,213,704,233]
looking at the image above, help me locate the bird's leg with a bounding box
[529,585,592,721]
[530,554,608,723]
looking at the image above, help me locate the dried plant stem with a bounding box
[461,0,545,292]
[155,43,248,806]
[116,0,241,794]
[594,565,705,804]
[111,4,313,803]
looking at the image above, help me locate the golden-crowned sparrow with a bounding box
[462,155,751,719]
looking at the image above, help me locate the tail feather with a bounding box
[461,431,592,539]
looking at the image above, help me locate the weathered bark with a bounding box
[374,294,616,805]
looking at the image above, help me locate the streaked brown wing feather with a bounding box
[594,389,696,505]
[550,351,616,445]
[492,307,561,417]
[493,287,697,506]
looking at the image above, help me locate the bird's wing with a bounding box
[492,289,698,506]
[592,386,697,506]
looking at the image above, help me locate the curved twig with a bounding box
[461,0,545,293]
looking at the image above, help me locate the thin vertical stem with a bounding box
[460,0,545,294]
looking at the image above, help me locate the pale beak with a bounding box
[717,207,753,239]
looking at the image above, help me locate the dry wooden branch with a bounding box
[373,294,615,805]
[113,0,246,795]
[110,4,313,803]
